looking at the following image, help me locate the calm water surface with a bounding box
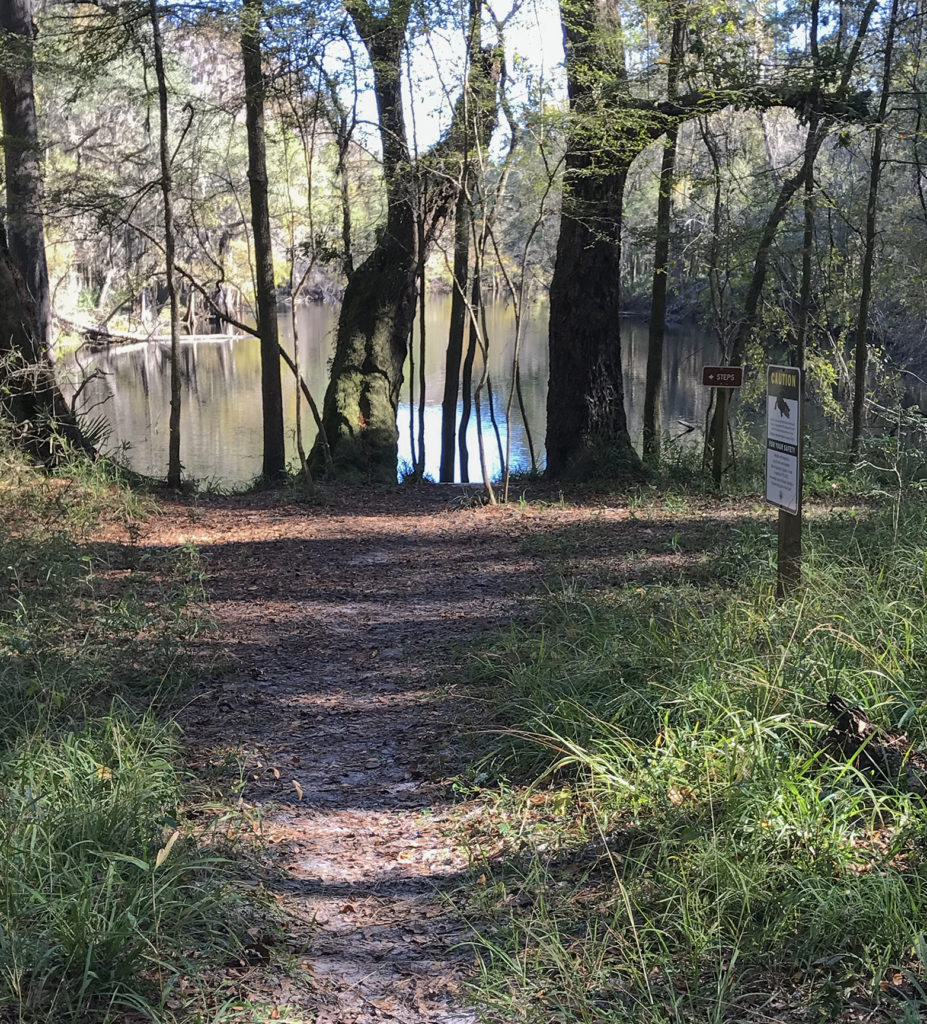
[62,300,719,487]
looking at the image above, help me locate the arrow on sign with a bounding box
[701,366,743,387]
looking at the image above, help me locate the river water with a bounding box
[62,299,719,488]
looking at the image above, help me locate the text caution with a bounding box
[766,365,802,515]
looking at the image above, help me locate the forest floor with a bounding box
[103,483,761,1023]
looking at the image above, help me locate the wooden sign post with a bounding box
[765,365,803,596]
[702,366,743,487]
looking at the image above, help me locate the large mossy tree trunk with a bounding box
[311,0,416,482]
[546,0,874,484]
[546,0,641,481]
[312,0,498,482]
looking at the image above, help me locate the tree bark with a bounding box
[309,1,416,480]
[642,4,685,466]
[546,0,641,480]
[0,0,88,461]
[441,182,472,481]
[0,0,50,354]
[149,0,183,488]
[851,0,898,452]
[242,0,286,481]
[312,1,498,481]
[439,0,481,483]
[0,238,87,461]
[457,274,482,483]
[545,0,873,482]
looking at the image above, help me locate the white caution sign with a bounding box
[766,365,801,515]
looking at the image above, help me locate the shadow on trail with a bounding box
[105,491,828,1023]
[83,504,775,818]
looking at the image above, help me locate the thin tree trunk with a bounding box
[416,207,427,478]
[698,116,726,350]
[471,276,497,504]
[487,374,504,474]
[642,5,684,465]
[439,0,481,483]
[458,275,480,483]
[795,115,819,375]
[242,0,286,481]
[408,314,416,471]
[441,183,471,481]
[149,0,182,488]
[851,0,898,452]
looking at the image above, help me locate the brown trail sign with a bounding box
[701,366,743,487]
[702,366,743,388]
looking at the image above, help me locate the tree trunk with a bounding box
[439,0,481,483]
[546,0,641,480]
[0,238,87,461]
[795,114,819,374]
[0,0,50,354]
[242,0,286,481]
[312,0,498,481]
[0,0,87,461]
[149,0,183,488]
[441,182,472,481]
[642,5,685,465]
[311,2,416,481]
[851,0,898,452]
[458,275,480,483]
[416,205,427,478]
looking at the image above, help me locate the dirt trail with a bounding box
[122,485,737,1022]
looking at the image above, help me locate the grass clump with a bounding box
[0,446,249,1022]
[463,496,927,1023]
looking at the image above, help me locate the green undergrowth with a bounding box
[0,448,256,1022]
[462,493,927,1023]
[641,429,922,506]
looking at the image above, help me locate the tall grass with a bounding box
[0,446,247,1022]
[464,496,927,1022]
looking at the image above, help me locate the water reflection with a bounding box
[61,300,719,488]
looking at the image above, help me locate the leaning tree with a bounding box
[310,0,499,482]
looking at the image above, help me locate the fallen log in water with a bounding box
[55,315,247,351]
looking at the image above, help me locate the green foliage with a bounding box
[463,494,927,1021]
[0,445,249,1021]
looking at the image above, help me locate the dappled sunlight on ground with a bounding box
[93,483,776,1022]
